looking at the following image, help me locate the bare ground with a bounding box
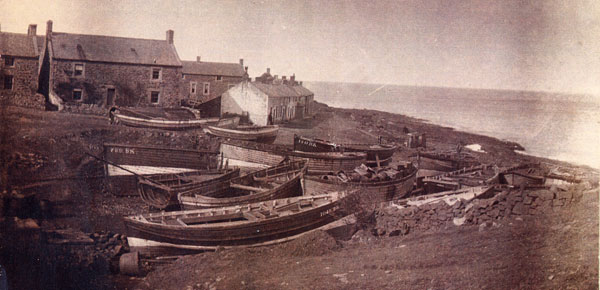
[0,103,597,289]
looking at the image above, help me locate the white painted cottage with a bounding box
[221,71,314,126]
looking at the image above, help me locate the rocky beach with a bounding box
[0,100,597,289]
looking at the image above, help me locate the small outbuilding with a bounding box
[221,69,314,126]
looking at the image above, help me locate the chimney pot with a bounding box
[46,20,53,37]
[239,58,244,66]
[244,66,248,72]
[196,56,201,62]
[28,24,37,36]
[282,76,287,80]
[266,68,270,74]
[166,29,174,44]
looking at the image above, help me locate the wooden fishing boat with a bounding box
[293,135,398,167]
[421,164,497,194]
[205,125,279,144]
[396,185,496,207]
[220,140,367,175]
[305,162,417,203]
[110,107,239,130]
[137,168,240,209]
[124,191,352,253]
[416,151,479,172]
[178,160,307,209]
[103,143,221,195]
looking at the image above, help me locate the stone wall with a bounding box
[51,60,181,108]
[373,185,586,237]
[0,56,44,109]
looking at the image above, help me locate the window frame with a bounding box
[149,90,160,104]
[3,75,14,90]
[151,67,162,81]
[216,75,222,81]
[73,63,84,77]
[203,82,210,96]
[72,89,83,101]
[4,56,15,67]
[190,82,197,94]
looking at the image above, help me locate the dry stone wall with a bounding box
[374,185,585,237]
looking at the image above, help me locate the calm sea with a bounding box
[304,82,600,169]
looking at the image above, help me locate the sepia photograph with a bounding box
[0,0,598,289]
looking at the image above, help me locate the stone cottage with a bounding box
[39,20,182,109]
[221,69,314,126]
[181,57,247,117]
[0,24,45,108]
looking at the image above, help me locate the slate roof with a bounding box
[50,32,181,66]
[0,32,43,57]
[182,61,245,77]
[252,82,313,98]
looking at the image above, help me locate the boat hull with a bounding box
[305,168,417,203]
[178,161,307,209]
[103,143,220,195]
[124,193,350,251]
[206,125,279,144]
[220,141,366,175]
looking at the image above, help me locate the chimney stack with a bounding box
[266,68,270,75]
[46,20,53,38]
[244,66,248,73]
[196,56,201,62]
[239,58,244,66]
[0,23,2,32]
[28,24,37,36]
[290,73,295,84]
[166,29,174,44]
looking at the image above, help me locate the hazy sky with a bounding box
[1,0,599,95]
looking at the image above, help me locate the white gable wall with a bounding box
[221,82,269,126]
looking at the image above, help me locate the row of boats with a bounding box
[102,133,417,253]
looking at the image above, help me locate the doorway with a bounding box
[106,88,116,107]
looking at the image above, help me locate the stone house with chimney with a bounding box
[0,24,45,108]
[181,57,247,117]
[221,68,314,126]
[39,21,182,109]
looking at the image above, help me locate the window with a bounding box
[190,82,197,94]
[150,91,160,104]
[203,82,210,95]
[73,63,84,77]
[216,75,222,81]
[72,89,82,101]
[3,75,13,90]
[151,68,161,80]
[4,56,15,67]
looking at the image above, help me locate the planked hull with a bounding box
[103,143,220,195]
[220,140,366,175]
[137,168,240,209]
[305,166,417,203]
[416,152,479,172]
[206,125,279,144]
[178,161,307,209]
[293,135,397,167]
[124,192,351,251]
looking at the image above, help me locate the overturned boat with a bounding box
[305,162,417,203]
[110,107,239,130]
[416,151,479,173]
[138,168,240,209]
[294,135,398,167]
[124,191,352,253]
[178,160,308,209]
[205,125,279,144]
[220,140,366,175]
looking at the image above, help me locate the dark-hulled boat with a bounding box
[293,135,398,167]
[124,191,351,253]
[138,168,240,209]
[103,143,220,195]
[205,125,279,144]
[220,140,367,175]
[110,107,239,130]
[305,162,417,203]
[178,160,307,209]
[416,151,479,172]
